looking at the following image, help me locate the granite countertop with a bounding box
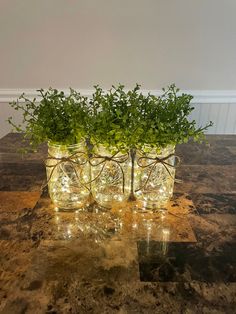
[0,133,236,314]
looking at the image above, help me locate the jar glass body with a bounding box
[91,145,130,208]
[135,145,176,209]
[46,142,90,210]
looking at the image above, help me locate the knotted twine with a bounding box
[88,152,129,193]
[43,150,129,194]
[43,148,181,196]
[42,150,88,191]
[135,152,181,192]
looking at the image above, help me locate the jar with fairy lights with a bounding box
[46,142,90,210]
[134,145,176,209]
[90,145,131,208]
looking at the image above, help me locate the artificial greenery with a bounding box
[89,84,212,153]
[8,88,90,150]
[88,84,147,152]
[139,84,213,151]
[8,84,212,153]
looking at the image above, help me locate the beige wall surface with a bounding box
[0,0,236,90]
[1,0,236,138]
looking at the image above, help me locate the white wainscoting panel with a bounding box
[190,102,236,134]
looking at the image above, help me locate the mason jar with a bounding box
[46,142,90,211]
[135,145,176,209]
[91,145,130,208]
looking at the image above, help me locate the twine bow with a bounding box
[88,152,129,193]
[42,151,89,190]
[135,153,181,192]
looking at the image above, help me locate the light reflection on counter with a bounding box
[51,205,181,246]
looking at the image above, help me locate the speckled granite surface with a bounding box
[0,134,236,314]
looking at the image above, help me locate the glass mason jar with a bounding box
[46,142,90,211]
[91,145,130,208]
[135,145,176,209]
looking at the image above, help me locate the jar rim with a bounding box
[94,144,128,155]
[48,141,84,148]
[138,144,175,155]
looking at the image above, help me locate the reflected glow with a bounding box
[161,228,170,255]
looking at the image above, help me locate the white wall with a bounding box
[1,0,236,137]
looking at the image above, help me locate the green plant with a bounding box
[89,84,212,153]
[89,84,147,152]
[140,84,213,151]
[8,84,213,153]
[8,88,90,150]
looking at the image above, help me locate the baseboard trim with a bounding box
[1,88,236,104]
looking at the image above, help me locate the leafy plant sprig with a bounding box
[139,84,213,151]
[8,84,213,153]
[89,84,213,153]
[8,88,90,151]
[89,84,147,152]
